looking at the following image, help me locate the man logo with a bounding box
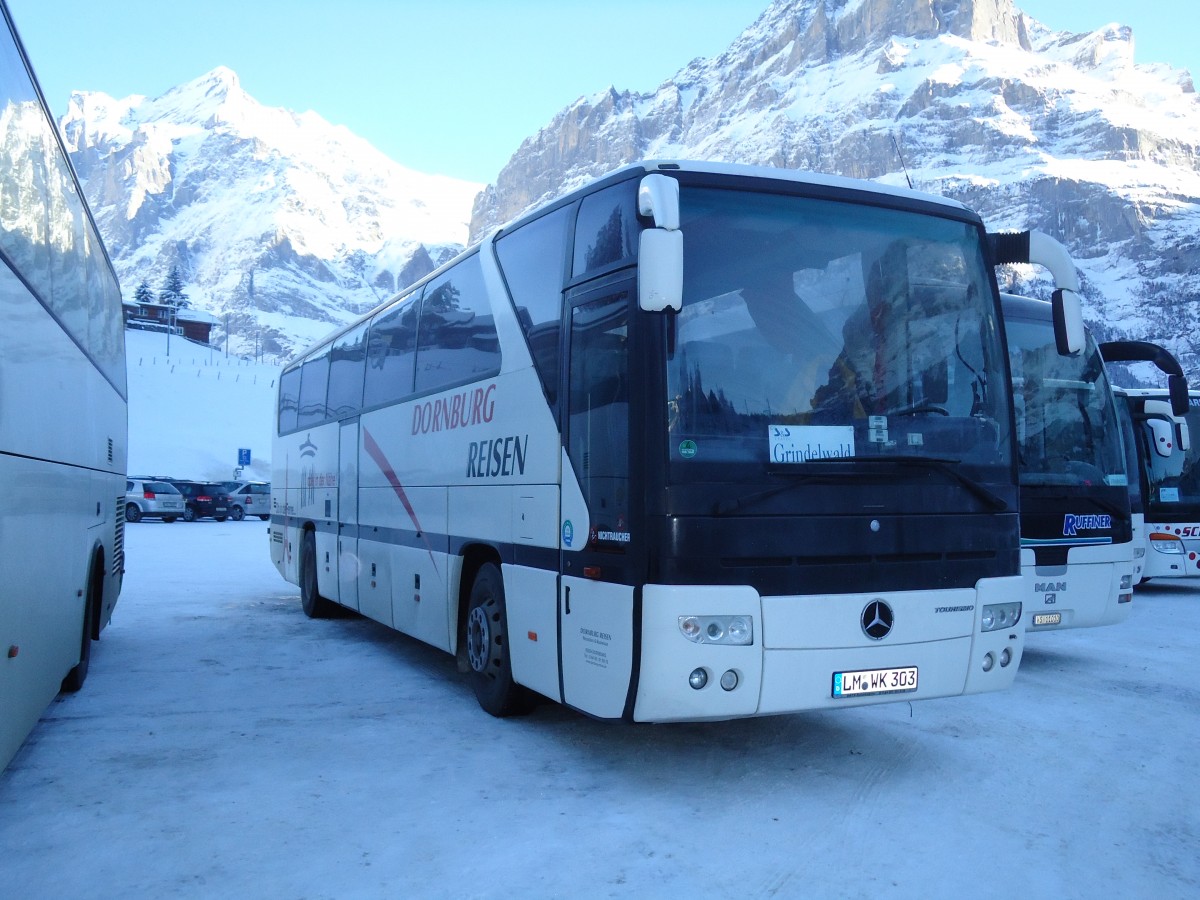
[861,599,894,640]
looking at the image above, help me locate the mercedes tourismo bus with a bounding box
[271,161,1090,722]
[1117,388,1200,580]
[0,0,127,768]
[1000,294,1136,631]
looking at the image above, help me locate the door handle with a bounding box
[564,585,571,615]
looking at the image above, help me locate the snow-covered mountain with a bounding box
[471,0,1200,372]
[63,67,481,358]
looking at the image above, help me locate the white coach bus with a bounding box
[0,1,127,768]
[1116,388,1200,580]
[271,160,1077,722]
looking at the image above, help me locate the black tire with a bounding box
[258,515,270,521]
[465,563,535,717]
[182,506,197,522]
[61,563,98,693]
[215,516,227,522]
[163,516,177,523]
[125,503,142,524]
[230,505,245,522]
[300,530,337,618]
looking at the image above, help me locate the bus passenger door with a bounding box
[559,284,638,719]
[338,420,360,612]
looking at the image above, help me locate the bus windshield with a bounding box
[1145,401,1200,511]
[1006,318,1126,488]
[666,186,1010,483]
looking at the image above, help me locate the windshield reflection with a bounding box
[667,188,1010,480]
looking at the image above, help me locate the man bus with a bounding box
[999,296,1186,630]
[271,161,1087,722]
[0,0,127,769]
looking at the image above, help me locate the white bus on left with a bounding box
[0,0,127,770]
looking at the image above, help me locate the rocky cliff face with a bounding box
[470,0,1200,370]
[63,68,480,358]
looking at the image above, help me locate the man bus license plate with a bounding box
[833,666,918,698]
[1033,612,1062,627]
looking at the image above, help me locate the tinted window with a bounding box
[495,205,572,403]
[415,254,501,395]
[364,292,419,408]
[567,292,631,548]
[297,351,330,428]
[279,367,301,433]
[572,180,639,277]
[327,323,368,418]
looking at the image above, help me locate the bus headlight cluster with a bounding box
[678,615,754,645]
[1149,533,1185,555]
[980,602,1021,632]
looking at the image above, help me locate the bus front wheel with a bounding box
[465,563,534,717]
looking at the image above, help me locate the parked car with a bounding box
[222,481,271,521]
[125,479,185,523]
[169,481,231,522]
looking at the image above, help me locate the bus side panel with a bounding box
[0,455,89,765]
[503,564,561,702]
[387,486,450,652]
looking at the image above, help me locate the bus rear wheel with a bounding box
[300,530,337,619]
[465,563,534,717]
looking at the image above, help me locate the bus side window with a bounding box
[572,180,639,278]
[297,352,330,428]
[495,204,573,406]
[327,323,368,419]
[364,292,420,408]
[415,254,500,396]
[279,367,301,434]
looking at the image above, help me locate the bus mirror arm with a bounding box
[988,230,1085,355]
[1099,340,1189,417]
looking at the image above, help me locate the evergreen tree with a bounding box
[158,266,190,308]
[133,278,154,305]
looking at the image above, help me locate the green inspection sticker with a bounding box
[678,440,698,459]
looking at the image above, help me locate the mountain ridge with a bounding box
[63,67,481,358]
[469,0,1199,369]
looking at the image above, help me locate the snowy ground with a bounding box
[2,524,1199,898]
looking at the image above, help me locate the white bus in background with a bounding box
[1115,388,1200,581]
[0,1,127,769]
[998,295,1185,630]
[271,160,1091,723]
[1098,343,1188,584]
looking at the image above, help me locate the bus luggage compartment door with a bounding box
[559,576,634,719]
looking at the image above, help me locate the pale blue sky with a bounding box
[7,1,1195,185]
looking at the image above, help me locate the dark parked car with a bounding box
[169,481,231,522]
[221,481,271,521]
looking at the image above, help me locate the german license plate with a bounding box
[1033,612,1062,627]
[833,666,918,698]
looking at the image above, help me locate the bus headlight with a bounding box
[678,615,754,645]
[1149,533,1185,555]
[1119,574,1133,591]
[981,602,1022,632]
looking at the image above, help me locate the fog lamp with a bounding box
[689,667,708,690]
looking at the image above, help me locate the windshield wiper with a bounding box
[799,455,1008,512]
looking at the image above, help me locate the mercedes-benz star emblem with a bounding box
[861,599,894,640]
